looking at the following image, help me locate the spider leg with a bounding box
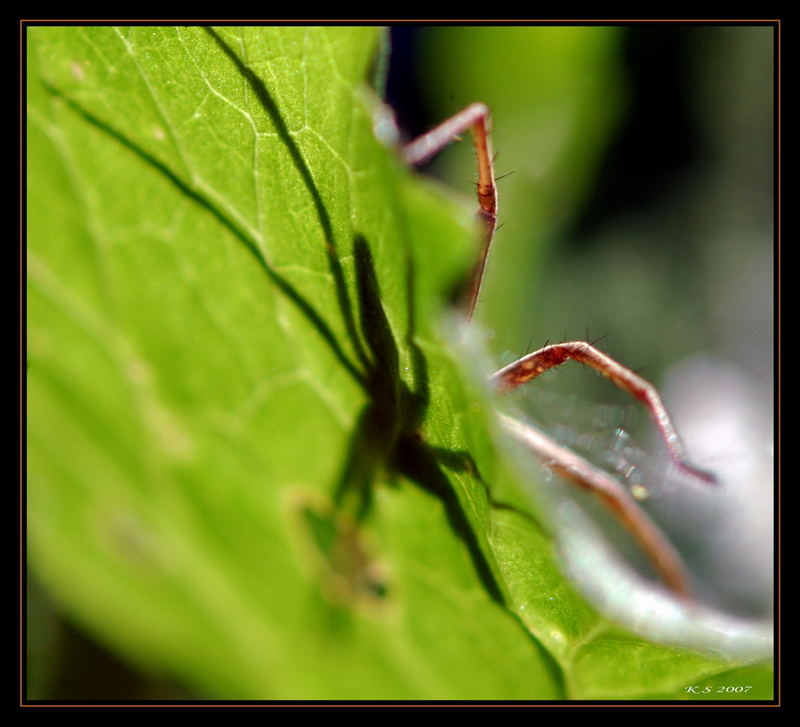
[403,103,497,320]
[491,341,717,485]
[404,103,713,599]
[500,413,693,598]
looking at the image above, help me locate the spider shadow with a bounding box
[40,38,564,687]
[43,30,529,621]
[330,234,506,606]
[201,30,510,607]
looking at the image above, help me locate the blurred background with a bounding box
[27,24,775,699]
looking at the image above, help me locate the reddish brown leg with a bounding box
[404,104,715,598]
[499,414,692,598]
[491,342,716,485]
[403,103,497,319]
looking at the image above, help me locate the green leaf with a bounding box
[27,26,772,700]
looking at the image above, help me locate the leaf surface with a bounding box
[27,26,771,700]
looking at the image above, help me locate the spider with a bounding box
[403,102,717,600]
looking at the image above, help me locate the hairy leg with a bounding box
[403,103,496,319]
[492,341,716,484]
[500,413,692,597]
[404,104,715,597]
